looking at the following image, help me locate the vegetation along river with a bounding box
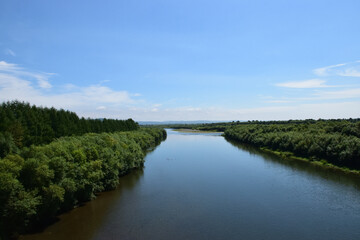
[21,129,360,240]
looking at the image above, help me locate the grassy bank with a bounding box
[0,128,166,239]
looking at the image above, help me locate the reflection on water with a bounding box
[21,129,360,240]
[20,169,144,240]
[226,138,360,191]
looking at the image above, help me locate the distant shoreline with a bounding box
[173,128,224,134]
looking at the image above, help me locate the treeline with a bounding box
[0,101,138,157]
[161,118,360,133]
[0,128,166,238]
[224,120,360,170]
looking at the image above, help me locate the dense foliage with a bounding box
[0,101,138,157]
[0,128,166,238]
[159,119,360,133]
[224,120,360,170]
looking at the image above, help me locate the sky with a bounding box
[1,0,360,121]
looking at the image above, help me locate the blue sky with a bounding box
[1,0,360,121]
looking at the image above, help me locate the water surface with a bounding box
[21,129,360,240]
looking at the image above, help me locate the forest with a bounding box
[0,101,139,158]
[224,120,360,170]
[0,101,166,238]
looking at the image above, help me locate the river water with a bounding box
[21,129,360,240]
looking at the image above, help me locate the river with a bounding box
[21,129,360,240]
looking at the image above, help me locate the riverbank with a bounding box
[258,147,360,177]
[223,120,360,176]
[0,128,167,239]
[165,120,360,176]
[173,128,223,134]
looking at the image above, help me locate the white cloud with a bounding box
[313,63,346,76]
[338,68,360,77]
[63,83,77,90]
[313,61,360,77]
[35,74,52,89]
[99,80,111,84]
[0,73,28,88]
[79,102,360,121]
[82,85,132,103]
[0,61,53,89]
[0,61,20,71]
[264,100,292,103]
[272,61,360,105]
[1,61,359,121]
[313,88,360,100]
[0,61,137,112]
[275,79,330,88]
[264,88,360,104]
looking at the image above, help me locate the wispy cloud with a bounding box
[273,61,360,104]
[87,102,360,121]
[35,74,52,89]
[264,100,293,103]
[313,63,347,76]
[264,87,360,105]
[275,79,330,88]
[338,68,360,77]
[4,49,16,57]
[0,61,53,89]
[81,85,133,104]
[313,61,360,77]
[0,61,138,114]
[312,88,360,100]
[1,61,359,121]
[0,61,20,72]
